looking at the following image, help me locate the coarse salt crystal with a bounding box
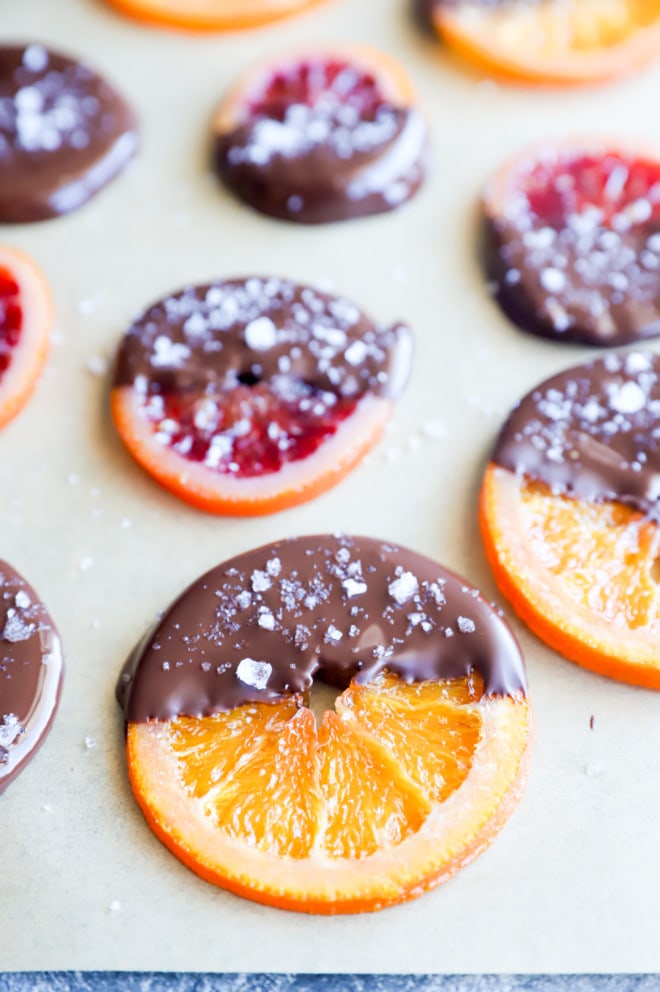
[388,571,418,605]
[244,316,278,351]
[236,658,272,690]
[457,616,476,634]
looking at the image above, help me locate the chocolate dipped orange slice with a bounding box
[481,350,660,688]
[118,535,531,914]
[430,0,660,86]
[111,277,412,515]
[213,46,427,224]
[483,140,660,346]
[0,561,63,793]
[0,44,138,223]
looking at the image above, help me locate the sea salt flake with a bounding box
[3,609,35,643]
[84,736,97,750]
[457,616,476,634]
[266,557,282,577]
[236,658,272,690]
[14,590,30,609]
[388,571,418,605]
[244,316,278,351]
[608,381,646,415]
[342,577,367,599]
[258,612,276,631]
[251,569,271,592]
[344,340,368,366]
[324,624,343,644]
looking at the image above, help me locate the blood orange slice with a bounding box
[0,245,52,431]
[213,46,428,224]
[101,0,327,31]
[431,0,660,86]
[119,535,531,913]
[480,350,660,688]
[483,139,660,346]
[111,277,412,515]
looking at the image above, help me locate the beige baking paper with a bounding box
[2,0,660,974]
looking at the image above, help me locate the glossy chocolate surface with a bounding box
[484,149,660,347]
[214,58,427,224]
[0,560,63,793]
[493,350,660,518]
[118,535,527,722]
[114,276,412,401]
[0,43,138,223]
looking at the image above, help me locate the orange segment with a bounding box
[338,671,483,803]
[480,463,660,687]
[317,710,430,859]
[433,0,660,86]
[126,672,531,913]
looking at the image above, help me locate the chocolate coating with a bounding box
[113,277,412,402]
[213,61,427,224]
[0,43,138,223]
[484,149,660,347]
[0,561,63,793]
[492,350,660,519]
[117,535,527,723]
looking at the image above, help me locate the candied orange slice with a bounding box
[432,0,660,86]
[480,463,660,688]
[127,671,531,913]
[0,244,52,431]
[102,0,327,31]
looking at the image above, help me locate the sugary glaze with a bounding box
[0,43,138,223]
[493,350,660,519]
[0,560,63,793]
[117,535,527,722]
[113,277,412,478]
[213,53,427,224]
[484,145,660,345]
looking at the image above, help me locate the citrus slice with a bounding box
[0,44,138,223]
[119,535,531,913]
[431,0,660,86]
[213,46,428,223]
[111,278,412,515]
[101,0,327,31]
[480,350,660,688]
[0,244,52,431]
[0,560,63,793]
[483,139,660,346]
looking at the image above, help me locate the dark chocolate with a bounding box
[0,43,138,223]
[484,149,660,347]
[492,350,660,519]
[0,560,63,793]
[117,535,527,723]
[114,276,411,400]
[213,62,427,224]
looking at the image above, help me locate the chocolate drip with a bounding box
[214,103,427,225]
[0,43,138,223]
[117,535,527,723]
[113,277,412,402]
[0,561,63,793]
[492,351,660,519]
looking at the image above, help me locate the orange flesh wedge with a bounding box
[480,463,660,688]
[0,245,52,432]
[433,0,660,86]
[102,0,327,31]
[111,388,391,516]
[127,671,532,914]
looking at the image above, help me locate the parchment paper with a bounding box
[3,0,660,973]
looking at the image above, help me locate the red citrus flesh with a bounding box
[248,58,390,121]
[0,245,52,430]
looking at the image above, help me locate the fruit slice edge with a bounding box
[103,0,327,31]
[480,463,660,688]
[433,3,660,86]
[111,388,392,515]
[126,678,531,914]
[0,244,52,432]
